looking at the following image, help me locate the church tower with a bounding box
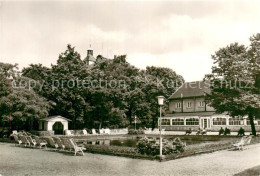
[85,45,96,65]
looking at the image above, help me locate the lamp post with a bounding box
[157,96,164,159]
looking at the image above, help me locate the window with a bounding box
[246,119,259,126]
[161,119,170,125]
[176,102,181,109]
[187,102,192,108]
[172,118,184,125]
[199,101,204,107]
[186,118,199,125]
[213,118,226,125]
[229,117,243,125]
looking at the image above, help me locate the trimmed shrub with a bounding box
[185,128,192,135]
[128,129,144,135]
[224,127,231,135]
[219,127,224,135]
[238,127,245,136]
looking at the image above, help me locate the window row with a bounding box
[160,118,260,126]
[161,118,199,126]
[176,101,205,109]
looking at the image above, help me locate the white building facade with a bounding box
[160,81,260,132]
[39,115,70,134]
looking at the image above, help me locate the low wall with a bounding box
[65,128,128,135]
[110,128,128,134]
[210,126,260,132]
[38,130,54,136]
[163,126,199,131]
[163,126,260,132]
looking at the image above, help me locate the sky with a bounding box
[0,0,260,82]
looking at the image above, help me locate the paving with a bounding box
[0,142,260,176]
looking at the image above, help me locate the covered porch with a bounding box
[39,115,71,135]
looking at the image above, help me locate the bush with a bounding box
[136,137,186,156]
[224,127,231,135]
[238,127,245,136]
[0,129,9,138]
[172,137,186,153]
[185,128,192,135]
[219,127,224,135]
[128,129,144,135]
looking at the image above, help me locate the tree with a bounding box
[205,34,260,136]
[0,62,52,131]
[145,66,184,128]
[22,46,184,130]
[23,45,89,129]
[0,62,17,134]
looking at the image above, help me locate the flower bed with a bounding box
[84,144,157,160]
[83,135,260,161]
[136,137,186,156]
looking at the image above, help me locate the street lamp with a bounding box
[157,96,164,159]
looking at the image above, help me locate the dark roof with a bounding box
[42,115,71,121]
[169,81,211,99]
[164,111,227,117]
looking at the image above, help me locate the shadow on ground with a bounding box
[234,165,260,176]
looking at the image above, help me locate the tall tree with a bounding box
[22,46,184,130]
[51,44,89,129]
[205,34,260,136]
[0,62,52,131]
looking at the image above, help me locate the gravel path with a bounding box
[1,142,260,176]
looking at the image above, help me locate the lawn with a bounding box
[3,134,260,161]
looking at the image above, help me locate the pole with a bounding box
[9,82,12,142]
[159,106,162,158]
[135,116,136,131]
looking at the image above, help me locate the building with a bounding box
[160,81,260,132]
[84,46,106,66]
[39,115,71,135]
[84,46,96,66]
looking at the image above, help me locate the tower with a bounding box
[85,45,96,66]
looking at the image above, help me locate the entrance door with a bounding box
[200,118,210,129]
[53,122,64,135]
[203,119,208,129]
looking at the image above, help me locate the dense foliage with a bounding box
[0,63,52,131]
[205,33,260,136]
[19,44,184,130]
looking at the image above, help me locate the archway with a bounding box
[53,122,64,135]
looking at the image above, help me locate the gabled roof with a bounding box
[42,115,71,121]
[169,81,211,99]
